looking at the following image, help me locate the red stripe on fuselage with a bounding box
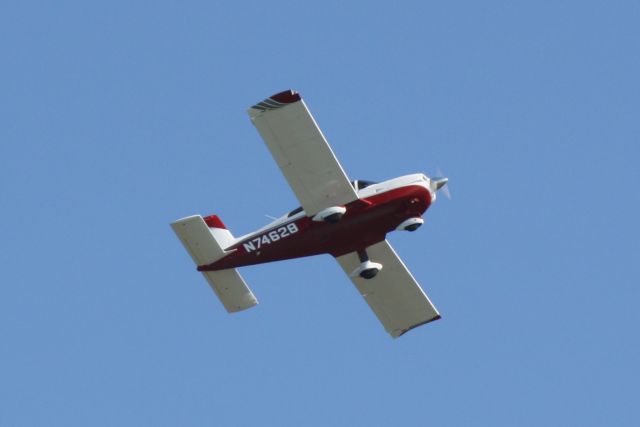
[198,184,431,271]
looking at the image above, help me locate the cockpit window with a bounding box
[358,180,378,189]
[351,180,378,190]
[287,206,303,217]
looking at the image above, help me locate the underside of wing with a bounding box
[336,240,440,338]
[248,90,358,216]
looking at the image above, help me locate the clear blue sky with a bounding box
[1,1,639,425]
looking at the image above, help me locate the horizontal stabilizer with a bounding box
[171,215,227,265]
[201,270,258,313]
[171,215,258,313]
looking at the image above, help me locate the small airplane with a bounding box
[171,90,449,338]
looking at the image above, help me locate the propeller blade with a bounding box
[434,167,451,200]
[441,183,451,200]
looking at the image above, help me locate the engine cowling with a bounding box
[396,217,424,232]
[312,206,347,223]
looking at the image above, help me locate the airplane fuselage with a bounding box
[199,174,434,271]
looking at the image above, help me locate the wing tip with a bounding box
[392,314,442,338]
[270,89,301,104]
[249,89,301,112]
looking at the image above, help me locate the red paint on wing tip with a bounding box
[204,215,226,229]
[270,90,301,104]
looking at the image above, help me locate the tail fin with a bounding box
[171,215,258,313]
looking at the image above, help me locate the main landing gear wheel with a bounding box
[348,249,383,280]
[360,268,379,279]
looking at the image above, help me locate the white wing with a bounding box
[335,240,440,338]
[248,90,358,216]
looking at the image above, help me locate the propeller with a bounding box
[430,167,451,200]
